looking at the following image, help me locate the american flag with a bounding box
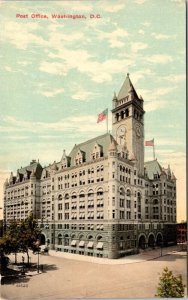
[145,139,154,146]
[97,108,108,123]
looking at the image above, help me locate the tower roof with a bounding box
[144,159,163,180]
[117,73,139,101]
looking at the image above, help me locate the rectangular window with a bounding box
[58,213,62,220]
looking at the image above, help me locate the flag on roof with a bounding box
[97,108,108,123]
[145,139,154,146]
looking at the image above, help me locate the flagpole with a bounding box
[153,139,155,160]
[106,108,108,133]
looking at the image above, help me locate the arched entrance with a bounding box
[156,233,163,246]
[40,233,46,245]
[148,234,155,248]
[138,235,146,249]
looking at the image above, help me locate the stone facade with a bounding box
[3,74,177,258]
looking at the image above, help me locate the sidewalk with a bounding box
[48,245,184,265]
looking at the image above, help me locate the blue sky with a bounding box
[0,0,186,221]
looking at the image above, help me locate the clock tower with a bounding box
[112,73,145,176]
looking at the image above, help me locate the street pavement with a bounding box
[1,245,187,299]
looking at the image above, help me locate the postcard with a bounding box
[0,0,186,299]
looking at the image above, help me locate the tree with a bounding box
[0,219,20,263]
[1,213,41,265]
[156,267,185,298]
[18,213,41,265]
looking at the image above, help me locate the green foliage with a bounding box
[156,267,185,298]
[1,213,41,262]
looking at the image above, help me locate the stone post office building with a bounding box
[3,74,177,258]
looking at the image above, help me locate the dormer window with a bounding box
[91,143,103,161]
[74,149,85,165]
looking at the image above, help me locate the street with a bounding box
[1,245,187,299]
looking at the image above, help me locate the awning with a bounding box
[79,241,85,247]
[96,242,103,249]
[100,225,104,230]
[96,224,100,230]
[87,241,94,248]
[91,212,94,217]
[71,240,77,246]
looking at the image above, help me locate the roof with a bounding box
[18,160,43,179]
[117,73,139,101]
[144,159,163,180]
[69,133,116,164]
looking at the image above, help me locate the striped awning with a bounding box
[96,242,103,249]
[87,241,94,248]
[71,240,77,246]
[79,241,85,247]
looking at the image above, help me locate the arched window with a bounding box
[71,192,77,199]
[64,234,69,246]
[65,193,69,200]
[120,187,125,196]
[97,188,103,196]
[127,189,131,197]
[58,234,62,245]
[88,189,94,197]
[153,199,158,205]
[58,194,63,200]
[79,191,85,198]
[97,235,102,241]
[137,192,141,202]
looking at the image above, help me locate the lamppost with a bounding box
[160,237,163,257]
[37,250,40,273]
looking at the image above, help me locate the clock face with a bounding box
[117,125,126,137]
[117,126,126,145]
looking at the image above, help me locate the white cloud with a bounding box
[138,85,177,112]
[138,86,177,101]
[135,0,148,4]
[151,32,176,40]
[55,1,93,12]
[163,74,185,82]
[17,61,32,66]
[142,22,150,27]
[146,54,173,64]
[39,61,68,76]
[71,88,94,101]
[138,29,145,35]
[101,3,125,12]
[1,21,47,50]
[145,100,167,112]
[131,42,148,53]
[95,28,129,48]
[1,114,105,135]
[39,88,64,98]
[131,69,153,84]
[4,66,15,72]
[41,47,133,83]
[170,0,185,6]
